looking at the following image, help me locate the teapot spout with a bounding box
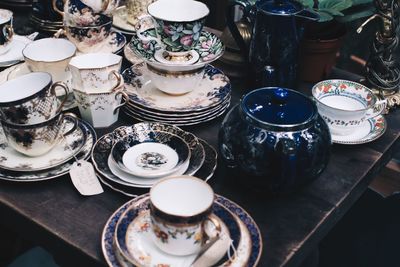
[295,8,320,21]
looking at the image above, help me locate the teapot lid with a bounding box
[256,0,304,15]
[241,87,317,131]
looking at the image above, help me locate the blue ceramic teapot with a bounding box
[219,87,331,193]
[226,0,319,88]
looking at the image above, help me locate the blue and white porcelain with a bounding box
[219,87,331,193]
[102,194,262,267]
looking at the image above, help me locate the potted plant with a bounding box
[296,0,375,82]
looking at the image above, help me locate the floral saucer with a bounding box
[115,198,241,266]
[0,34,36,68]
[93,31,127,54]
[112,6,136,34]
[125,30,224,70]
[331,115,387,145]
[0,119,96,182]
[102,194,262,267]
[0,117,86,172]
[122,64,231,113]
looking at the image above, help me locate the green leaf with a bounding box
[351,0,373,5]
[319,0,352,11]
[182,30,193,34]
[171,33,180,42]
[336,6,375,22]
[295,0,314,8]
[319,8,344,16]
[318,10,334,22]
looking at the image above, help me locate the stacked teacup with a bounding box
[53,0,120,53]
[132,0,222,95]
[0,72,78,157]
[69,53,128,128]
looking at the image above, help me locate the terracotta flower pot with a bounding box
[299,22,346,82]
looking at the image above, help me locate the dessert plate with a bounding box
[102,194,262,267]
[111,132,190,178]
[331,115,386,145]
[0,34,36,68]
[0,117,87,172]
[0,119,96,182]
[122,64,231,113]
[115,199,240,266]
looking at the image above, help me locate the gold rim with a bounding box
[147,64,204,77]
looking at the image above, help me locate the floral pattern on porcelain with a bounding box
[313,79,373,107]
[0,118,86,171]
[136,152,168,170]
[0,119,95,181]
[154,19,205,52]
[128,30,224,65]
[122,64,231,112]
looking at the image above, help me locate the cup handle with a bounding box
[53,28,66,38]
[61,112,78,137]
[136,14,162,44]
[109,70,124,91]
[365,98,387,119]
[202,214,222,244]
[51,81,69,114]
[3,25,13,42]
[113,91,129,114]
[52,0,65,16]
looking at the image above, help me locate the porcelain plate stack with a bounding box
[91,122,219,192]
[122,0,230,126]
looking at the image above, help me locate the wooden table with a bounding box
[0,63,399,267]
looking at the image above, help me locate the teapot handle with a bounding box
[225,0,252,58]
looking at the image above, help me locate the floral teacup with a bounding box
[149,176,221,256]
[0,9,13,55]
[135,0,209,52]
[312,79,387,136]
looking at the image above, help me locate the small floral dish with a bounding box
[110,131,190,179]
[125,30,224,71]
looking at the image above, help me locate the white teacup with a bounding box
[23,38,76,83]
[312,79,386,135]
[73,87,128,128]
[68,53,123,93]
[149,176,221,256]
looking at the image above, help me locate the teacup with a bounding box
[23,38,76,83]
[312,79,386,135]
[136,0,209,52]
[73,87,128,127]
[68,53,123,93]
[62,14,112,53]
[0,9,13,55]
[53,0,118,26]
[1,112,78,157]
[149,176,221,256]
[0,72,69,125]
[147,63,205,95]
[125,0,156,26]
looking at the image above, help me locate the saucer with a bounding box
[102,194,262,267]
[115,199,238,266]
[122,64,231,113]
[97,137,217,197]
[125,30,224,70]
[0,117,86,172]
[331,115,387,145]
[0,118,96,182]
[112,6,136,34]
[88,31,127,54]
[0,35,35,68]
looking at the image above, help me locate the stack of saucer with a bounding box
[92,122,218,191]
[122,0,230,126]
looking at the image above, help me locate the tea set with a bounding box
[0,0,391,265]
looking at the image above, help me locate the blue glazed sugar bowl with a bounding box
[219,87,331,193]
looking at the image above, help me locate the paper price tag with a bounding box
[69,160,104,196]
